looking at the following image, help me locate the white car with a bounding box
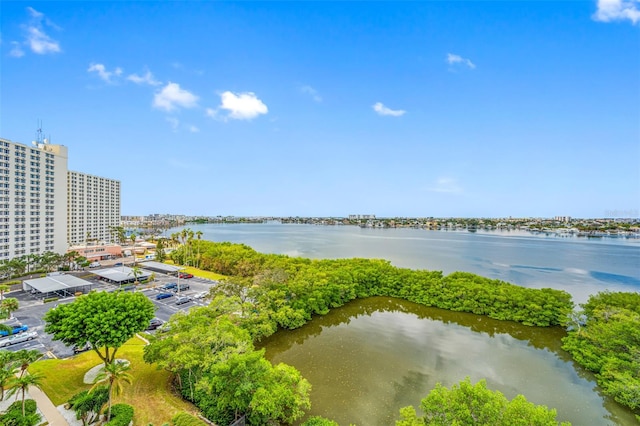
[0,331,37,347]
[193,291,209,300]
[89,261,101,268]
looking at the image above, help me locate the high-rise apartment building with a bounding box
[0,137,68,260]
[67,171,120,245]
[0,136,121,261]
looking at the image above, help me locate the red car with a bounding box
[178,272,194,279]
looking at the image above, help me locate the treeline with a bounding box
[562,291,640,418]
[160,240,576,424]
[171,240,573,330]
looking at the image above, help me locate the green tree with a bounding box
[7,372,45,416]
[12,349,42,378]
[396,377,570,426]
[44,291,155,368]
[130,266,142,284]
[0,351,17,401]
[562,292,640,413]
[1,298,19,319]
[130,233,138,265]
[0,284,10,301]
[155,239,166,263]
[90,360,132,422]
[68,386,110,426]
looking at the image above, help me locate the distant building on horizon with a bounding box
[554,216,572,223]
[348,214,376,220]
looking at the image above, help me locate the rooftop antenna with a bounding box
[33,120,45,145]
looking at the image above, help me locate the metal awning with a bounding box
[23,274,93,299]
[91,267,152,283]
[136,261,184,274]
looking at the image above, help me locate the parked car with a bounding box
[178,272,194,279]
[155,292,173,300]
[193,291,208,300]
[0,323,28,337]
[73,342,91,354]
[114,262,123,267]
[122,285,135,292]
[89,261,101,268]
[161,282,177,291]
[175,296,193,305]
[146,318,164,331]
[172,284,190,292]
[0,331,37,347]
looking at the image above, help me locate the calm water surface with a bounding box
[261,297,638,426]
[166,223,639,424]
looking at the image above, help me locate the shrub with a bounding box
[0,399,40,426]
[43,297,59,303]
[104,403,134,426]
[172,412,209,426]
[302,416,340,426]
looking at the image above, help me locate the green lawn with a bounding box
[164,260,226,281]
[29,336,198,425]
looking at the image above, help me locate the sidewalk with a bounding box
[26,384,69,426]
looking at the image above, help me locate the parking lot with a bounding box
[0,268,219,359]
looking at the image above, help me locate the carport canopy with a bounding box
[23,274,93,299]
[91,266,152,284]
[137,261,184,274]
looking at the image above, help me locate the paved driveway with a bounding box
[0,272,218,359]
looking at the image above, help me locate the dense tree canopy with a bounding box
[44,291,155,367]
[396,377,570,426]
[173,240,573,334]
[144,300,311,425]
[562,291,640,416]
[162,239,580,424]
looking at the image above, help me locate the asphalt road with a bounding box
[0,268,219,359]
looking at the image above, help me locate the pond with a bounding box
[261,297,637,425]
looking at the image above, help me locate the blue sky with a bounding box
[1,1,639,218]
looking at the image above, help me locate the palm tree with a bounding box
[1,298,19,319]
[0,351,17,401]
[130,233,137,265]
[7,371,45,415]
[0,284,10,302]
[13,349,42,378]
[130,266,142,284]
[90,360,132,422]
[195,230,203,268]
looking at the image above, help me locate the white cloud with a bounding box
[205,108,217,118]
[87,63,123,83]
[9,42,25,58]
[300,85,322,102]
[428,178,462,194]
[188,125,200,133]
[217,91,268,120]
[22,7,61,55]
[127,70,161,86]
[446,53,476,69]
[373,102,406,117]
[593,0,640,24]
[166,117,179,131]
[153,82,199,112]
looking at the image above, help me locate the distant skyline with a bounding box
[1,1,639,218]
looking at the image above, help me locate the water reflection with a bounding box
[261,297,637,426]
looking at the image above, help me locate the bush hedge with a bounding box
[43,297,59,303]
[104,403,134,426]
[172,412,209,426]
